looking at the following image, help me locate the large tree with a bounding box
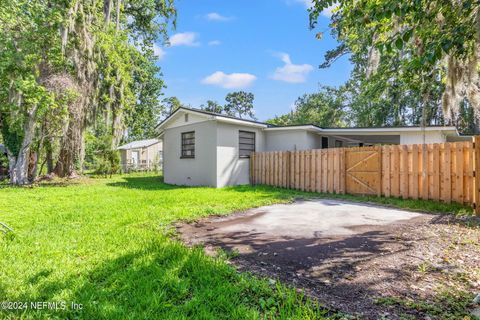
[268,86,347,127]
[309,0,480,129]
[125,50,165,141]
[201,100,223,114]
[0,0,175,184]
[224,91,256,119]
[0,1,68,184]
[161,96,184,117]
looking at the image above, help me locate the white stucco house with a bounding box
[156,107,467,188]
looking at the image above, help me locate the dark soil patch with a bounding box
[177,205,480,319]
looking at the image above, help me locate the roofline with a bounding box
[264,124,459,135]
[155,107,460,135]
[264,125,321,132]
[117,139,160,150]
[321,126,459,135]
[322,125,458,130]
[155,106,271,131]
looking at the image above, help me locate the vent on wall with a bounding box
[185,114,189,122]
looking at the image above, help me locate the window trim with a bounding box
[238,130,255,159]
[181,131,195,159]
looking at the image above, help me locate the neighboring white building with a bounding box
[156,107,467,187]
[117,139,163,171]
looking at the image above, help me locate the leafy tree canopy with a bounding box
[267,86,347,127]
[224,91,256,119]
[201,100,223,114]
[308,0,480,130]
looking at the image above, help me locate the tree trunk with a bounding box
[116,0,121,30]
[54,121,81,177]
[28,150,38,182]
[45,138,54,174]
[8,107,37,185]
[104,0,112,23]
[54,104,85,178]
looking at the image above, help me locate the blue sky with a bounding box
[156,0,352,121]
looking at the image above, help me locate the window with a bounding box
[335,140,343,148]
[239,130,255,158]
[181,131,195,158]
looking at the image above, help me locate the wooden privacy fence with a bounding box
[250,137,480,215]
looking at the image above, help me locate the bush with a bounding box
[93,149,120,176]
[84,129,120,176]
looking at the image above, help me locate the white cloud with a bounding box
[295,0,312,8]
[208,40,221,46]
[201,71,256,89]
[205,12,233,21]
[320,4,337,17]
[153,43,166,59]
[293,0,337,17]
[271,52,313,83]
[169,32,200,47]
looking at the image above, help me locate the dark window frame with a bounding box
[239,130,255,158]
[181,131,195,159]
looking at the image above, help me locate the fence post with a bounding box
[474,136,480,216]
[286,151,291,188]
[377,146,382,197]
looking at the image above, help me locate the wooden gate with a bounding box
[345,146,382,196]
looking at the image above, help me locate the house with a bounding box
[156,107,467,188]
[117,139,163,172]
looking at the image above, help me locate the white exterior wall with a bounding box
[216,122,265,187]
[163,120,217,187]
[306,132,323,149]
[265,130,320,151]
[399,131,446,145]
[146,141,163,165]
[167,111,210,129]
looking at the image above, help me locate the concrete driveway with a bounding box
[208,199,424,239]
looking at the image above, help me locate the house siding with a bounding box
[163,120,217,186]
[265,130,320,151]
[167,112,210,129]
[400,131,445,145]
[216,122,265,187]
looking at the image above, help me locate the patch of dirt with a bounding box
[176,207,480,319]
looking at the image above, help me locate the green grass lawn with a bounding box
[0,174,330,320]
[0,173,473,320]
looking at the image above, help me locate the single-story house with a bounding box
[117,139,163,171]
[156,107,468,188]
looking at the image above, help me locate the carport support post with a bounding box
[475,136,480,216]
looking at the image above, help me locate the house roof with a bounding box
[117,139,160,150]
[155,106,460,136]
[155,107,272,132]
[264,124,459,135]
